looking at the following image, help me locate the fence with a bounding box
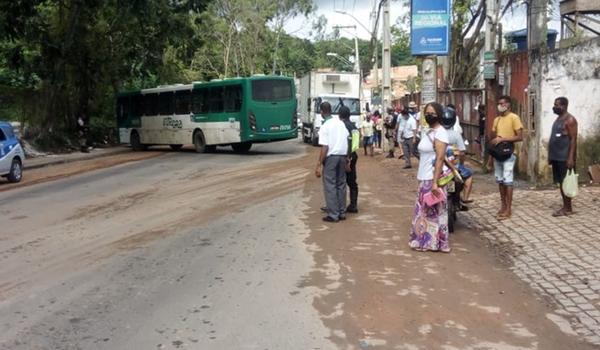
[437,89,484,160]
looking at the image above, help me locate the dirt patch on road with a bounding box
[0,152,164,192]
[300,149,595,349]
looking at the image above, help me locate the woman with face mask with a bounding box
[409,102,451,252]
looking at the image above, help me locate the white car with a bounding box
[0,121,25,183]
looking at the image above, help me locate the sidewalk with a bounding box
[24,146,132,170]
[300,149,595,349]
[463,184,600,344]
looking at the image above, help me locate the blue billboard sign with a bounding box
[411,0,451,56]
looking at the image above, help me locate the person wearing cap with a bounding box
[384,107,398,158]
[399,106,418,169]
[340,106,360,213]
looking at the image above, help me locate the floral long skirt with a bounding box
[408,180,450,252]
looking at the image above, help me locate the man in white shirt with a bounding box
[399,110,418,168]
[315,102,350,222]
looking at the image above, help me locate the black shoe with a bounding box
[322,216,339,223]
[403,165,412,169]
[320,206,328,212]
[339,215,346,221]
[398,155,404,159]
[385,154,394,158]
[459,205,469,212]
[346,206,358,213]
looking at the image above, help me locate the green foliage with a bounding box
[0,0,211,149]
[0,0,421,150]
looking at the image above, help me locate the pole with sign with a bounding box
[410,0,451,56]
[411,0,450,122]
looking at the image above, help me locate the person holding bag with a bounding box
[409,102,451,253]
[548,97,578,216]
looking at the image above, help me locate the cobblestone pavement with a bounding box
[463,186,600,345]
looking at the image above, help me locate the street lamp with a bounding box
[326,52,354,70]
[332,25,360,74]
[334,10,372,35]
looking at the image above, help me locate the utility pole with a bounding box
[381,0,391,152]
[527,0,548,182]
[369,1,380,113]
[483,0,500,167]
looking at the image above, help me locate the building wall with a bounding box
[537,37,600,182]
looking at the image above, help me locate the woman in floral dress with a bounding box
[409,102,451,252]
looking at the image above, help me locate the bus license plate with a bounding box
[270,125,280,131]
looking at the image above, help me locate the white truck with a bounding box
[297,71,361,145]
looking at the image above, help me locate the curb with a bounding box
[23,147,132,170]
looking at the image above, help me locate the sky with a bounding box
[283,0,561,42]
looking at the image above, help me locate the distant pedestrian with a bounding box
[77,113,90,153]
[489,95,524,220]
[409,102,450,253]
[384,108,398,158]
[361,114,375,156]
[408,101,421,158]
[399,108,418,169]
[548,96,578,216]
[340,106,360,213]
[372,110,383,148]
[315,101,350,222]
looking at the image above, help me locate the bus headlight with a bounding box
[292,111,298,129]
[248,111,257,131]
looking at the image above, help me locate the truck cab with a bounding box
[297,71,362,146]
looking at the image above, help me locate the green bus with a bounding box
[116,75,298,153]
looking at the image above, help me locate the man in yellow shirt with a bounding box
[490,95,524,220]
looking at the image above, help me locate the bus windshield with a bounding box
[251,79,293,102]
[319,96,361,115]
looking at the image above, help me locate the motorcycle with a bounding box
[446,167,467,233]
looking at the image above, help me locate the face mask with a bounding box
[552,106,562,115]
[425,114,438,125]
[497,104,508,113]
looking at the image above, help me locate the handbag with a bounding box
[488,141,514,161]
[423,189,446,207]
[562,169,578,198]
[427,132,457,187]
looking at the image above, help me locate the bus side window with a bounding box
[224,85,242,113]
[208,87,224,113]
[192,88,209,114]
[116,97,128,122]
[175,90,191,115]
[159,92,174,115]
[144,93,159,116]
[132,95,143,117]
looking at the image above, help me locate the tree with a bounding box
[0,0,211,148]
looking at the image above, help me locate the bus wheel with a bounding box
[231,142,252,153]
[170,144,183,151]
[131,131,147,151]
[193,130,208,153]
[7,158,22,183]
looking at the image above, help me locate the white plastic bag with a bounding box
[562,169,578,198]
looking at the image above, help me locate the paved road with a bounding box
[0,140,335,349]
[1,140,596,350]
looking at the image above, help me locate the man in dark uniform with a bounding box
[339,106,360,213]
